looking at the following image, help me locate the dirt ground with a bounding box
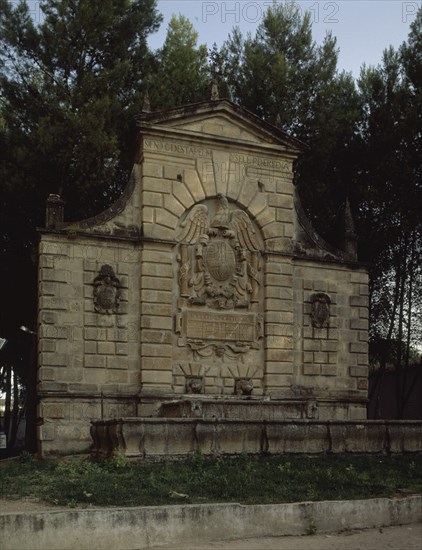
[0,498,69,513]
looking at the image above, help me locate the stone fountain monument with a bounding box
[37,95,370,457]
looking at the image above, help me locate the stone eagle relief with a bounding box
[175,195,263,358]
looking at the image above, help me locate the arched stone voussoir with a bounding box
[247,193,268,219]
[255,207,277,231]
[172,180,195,210]
[185,168,206,203]
[261,220,285,241]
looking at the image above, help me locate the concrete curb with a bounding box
[1,496,421,550]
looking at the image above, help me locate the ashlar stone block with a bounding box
[303,364,321,376]
[172,180,195,209]
[142,161,163,178]
[164,194,185,217]
[185,168,206,202]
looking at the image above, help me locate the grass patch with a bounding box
[1,453,421,508]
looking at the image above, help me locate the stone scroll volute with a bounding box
[175,195,263,358]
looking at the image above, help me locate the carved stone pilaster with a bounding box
[178,244,190,297]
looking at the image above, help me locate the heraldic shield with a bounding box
[175,195,263,357]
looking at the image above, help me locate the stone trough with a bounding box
[90,417,422,460]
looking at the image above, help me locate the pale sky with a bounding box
[150,0,421,78]
[21,0,420,78]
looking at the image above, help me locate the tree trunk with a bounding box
[395,234,408,419]
[4,366,11,452]
[373,264,400,419]
[25,333,38,454]
[401,232,416,416]
[8,369,20,451]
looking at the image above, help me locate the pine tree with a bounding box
[149,14,210,110]
[0,1,162,444]
[356,11,422,407]
[215,2,361,244]
[0,0,162,219]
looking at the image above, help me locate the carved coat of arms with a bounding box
[177,194,260,309]
[93,265,121,314]
[310,293,331,328]
[175,195,263,357]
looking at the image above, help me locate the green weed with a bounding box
[1,454,421,508]
[306,520,318,535]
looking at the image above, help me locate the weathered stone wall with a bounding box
[292,262,369,420]
[37,100,369,455]
[91,418,422,460]
[137,127,297,401]
[38,232,141,454]
[3,497,421,550]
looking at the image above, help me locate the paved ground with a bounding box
[149,524,422,550]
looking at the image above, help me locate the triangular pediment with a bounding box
[137,99,304,153]
[166,113,271,144]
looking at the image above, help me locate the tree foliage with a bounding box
[0,0,161,219]
[356,10,422,415]
[213,2,361,244]
[149,14,210,110]
[0,0,162,450]
[0,0,161,281]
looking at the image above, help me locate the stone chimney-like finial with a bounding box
[46,194,65,229]
[211,79,219,101]
[142,90,151,113]
[275,113,282,128]
[344,197,357,261]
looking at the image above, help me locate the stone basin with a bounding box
[90,418,422,460]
